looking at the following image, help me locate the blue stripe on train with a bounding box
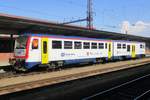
[64,58,96,64]
[113,55,132,60]
[25,58,97,69]
[25,54,143,69]
[136,54,144,58]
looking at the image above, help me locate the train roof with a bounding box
[22,33,111,41]
[21,33,145,43]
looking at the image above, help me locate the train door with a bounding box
[108,42,112,59]
[131,45,136,58]
[41,38,49,64]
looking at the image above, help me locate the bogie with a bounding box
[10,34,146,71]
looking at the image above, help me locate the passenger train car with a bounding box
[9,34,145,71]
[0,35,15,67]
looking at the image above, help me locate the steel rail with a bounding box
[0,58,150,95]
[134,89,150,100]
[0,57,149,80]
[83,70,150,100]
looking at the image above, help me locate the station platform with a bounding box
[0,53,13,67]
[0,58,150,95]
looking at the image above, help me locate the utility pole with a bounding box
[87,0,93,30]
[61,0,94,30]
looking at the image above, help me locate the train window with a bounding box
[52,40,62,49]
[109,44,111,52]
[83,42,90,49]
[123,44,126,49]
[117,44,121,49]
[105,43,107,49]
[16,36,28,49]
[132,46,134,52]
[74,41,82,49]
[43,41,47,54]
[99,43,104,49]
[92,43,97,49]
[140,44,143,48]
[143,45,145,48]
[32,39,38,49]
[64,41,72,49]
[127,45,130,52]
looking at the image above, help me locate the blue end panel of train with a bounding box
[25,62,40,69]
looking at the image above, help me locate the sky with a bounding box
[0,0,150,37]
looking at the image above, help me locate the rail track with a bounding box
[0,57,149,96]
[0,68,61,79]
[0,57,149,80]
[0,61,98,79]
[0,61,150,100]
[83,71,150,100]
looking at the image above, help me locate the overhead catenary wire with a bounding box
[0,0,121,30]
[0,1,87,22]
[0,4,62,18]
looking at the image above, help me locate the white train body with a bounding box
[12,34,145,70]
[113,41,145,58]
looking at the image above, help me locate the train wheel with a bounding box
[14,66,28,73]
[96,58,101,64]
[47,62,56,71]
[57,61,64,71]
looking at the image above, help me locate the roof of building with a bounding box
[0,13,149,43]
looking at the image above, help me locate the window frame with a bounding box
[123,44,126,49]
[74,41,82,49]
[127,45,130,52]
[91,42,97,49]
[43,41,47,54]
[99,43,104,49]
[140,44,144,49]
[64,41,73,49]
[83,42,90,49]
[109,43,111,52]
[105,43,107,49]
[52,40,62,49]
[117,43,122,49]
[32,39,39,50]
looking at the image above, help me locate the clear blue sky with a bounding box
[0,0,150,37]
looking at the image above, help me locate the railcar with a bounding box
[0,36,15,67]
[9,34,145,71]
[113,41,145,60]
